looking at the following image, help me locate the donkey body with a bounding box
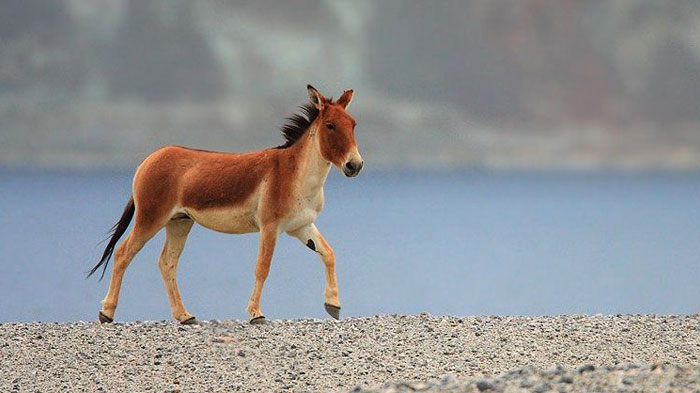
[89,86,363,324]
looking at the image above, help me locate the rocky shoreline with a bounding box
[2,314,698,392]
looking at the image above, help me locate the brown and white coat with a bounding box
[88,86,363,324]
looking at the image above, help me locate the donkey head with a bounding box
[307,85,363,177]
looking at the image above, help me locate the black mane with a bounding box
[276,103,320,149]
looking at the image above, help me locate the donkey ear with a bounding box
[336,89,354,109]
[307,84,326,110]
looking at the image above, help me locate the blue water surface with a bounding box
[0,169,698,322]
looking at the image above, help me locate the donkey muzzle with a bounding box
[343,160,363,177]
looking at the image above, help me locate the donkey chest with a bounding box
[280,188,325,232]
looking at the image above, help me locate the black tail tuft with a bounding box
[87,197,135,281]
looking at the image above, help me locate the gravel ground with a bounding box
[1,314,698,392]
[354,364,700,393]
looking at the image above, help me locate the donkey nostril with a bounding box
[345,162,355,172]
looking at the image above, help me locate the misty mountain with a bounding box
[2,0,700,170]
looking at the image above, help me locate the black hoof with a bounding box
[324,303,341,320]
[250,316,267,325]
[180,316,197,325]
[98,311,113,324]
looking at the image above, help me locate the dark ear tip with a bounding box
[307,84,316,91]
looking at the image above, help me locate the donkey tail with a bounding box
[87,196,135,280]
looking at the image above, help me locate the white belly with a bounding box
[184,205,259,234]
[179,186,325,235]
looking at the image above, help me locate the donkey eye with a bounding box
[325,123,335,130]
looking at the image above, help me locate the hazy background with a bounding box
[1,1,699,322]
[3,0,700,170]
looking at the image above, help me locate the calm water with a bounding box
[1,169,699,322]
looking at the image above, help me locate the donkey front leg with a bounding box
[247,225,278,324]
[289,223,341,320]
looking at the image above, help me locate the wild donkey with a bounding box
[88,85,363,324]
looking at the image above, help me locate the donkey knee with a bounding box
[113,242,128,262]
[321,248,335,266]
[112,253,134,274]
[158,260,175,275]
[254,262,271,281]
[113,239,140,269]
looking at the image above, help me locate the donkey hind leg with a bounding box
[247,225,278,324]
[100,223,160,322]
[159,218,195,324]
[288,223,340,320]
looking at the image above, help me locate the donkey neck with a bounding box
[287,122,332,193]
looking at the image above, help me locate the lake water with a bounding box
[1,169,699,322]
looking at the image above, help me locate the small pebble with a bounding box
[558,376,573,384]
[577,365,595,373]
[475,380,493,391]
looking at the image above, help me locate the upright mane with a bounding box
[276,102,320,149]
